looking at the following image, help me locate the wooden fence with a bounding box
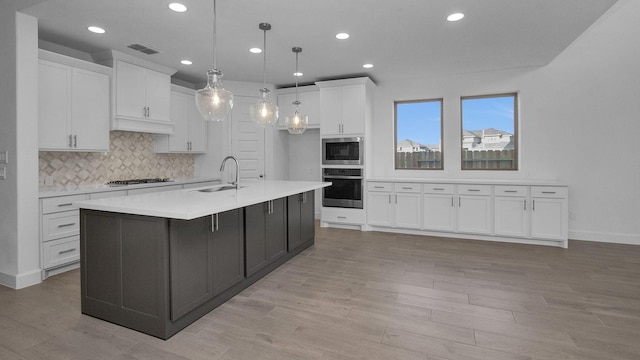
[395,150,516,170]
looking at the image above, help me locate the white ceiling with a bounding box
[21,0,618,88]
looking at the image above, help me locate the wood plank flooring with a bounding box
[2,225,640,359]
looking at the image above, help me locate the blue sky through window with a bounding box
[396,95,515,146]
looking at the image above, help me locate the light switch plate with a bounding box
[0,151,7,164]
[0,167,6,180]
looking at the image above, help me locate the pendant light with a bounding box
[195,0,233,121]
[250,23,279,126]
[286,47,308,134]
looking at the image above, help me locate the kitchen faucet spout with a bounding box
[220,156,240,189]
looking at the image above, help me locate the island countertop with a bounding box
[75,180,330,220]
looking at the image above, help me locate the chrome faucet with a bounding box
[220,156,240,189]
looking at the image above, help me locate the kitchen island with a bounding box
[76,180,329,339]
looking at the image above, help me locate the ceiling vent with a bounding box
[127,43,159,55]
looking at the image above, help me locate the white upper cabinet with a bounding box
[38,51,111,152]
[276,85,320,130]
[94,50,176,134]
[316,77,374,136]
[154,86,207,153]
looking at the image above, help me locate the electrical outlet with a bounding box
[45,176,54,186]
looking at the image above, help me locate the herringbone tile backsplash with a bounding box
[39,131,194,187]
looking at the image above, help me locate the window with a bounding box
[394,99,443,170]
[461,93,518,170]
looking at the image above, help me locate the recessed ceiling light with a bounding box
[293,72,303,77]
[87,26,105,34]
[180,60,192,65]
[249,47,262,54]
[336,32,350,40]
[447,13,464,22]
[363,63,374,69]
[169,3,188,13]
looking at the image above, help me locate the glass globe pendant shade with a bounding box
[195,69,234,121]
[286,101,308,134]
[250,88,279,127]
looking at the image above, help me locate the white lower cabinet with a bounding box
[423,184,456,232]
[456,185,492,235]
[366,181,568,247]
[494,186,529,237]
[530,187,568,241]
[366,182,421,229]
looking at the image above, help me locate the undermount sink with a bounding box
[196,185,245,193]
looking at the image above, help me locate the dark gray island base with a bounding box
[80,191,314,339]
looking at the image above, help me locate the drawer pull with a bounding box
[467,189,481,192]
[57,223,76,228]
[58,248,76,255]
[374,186,384,189]
[337,216,347,219]
[57,203,73,207]
[542,191,556,194]
[504,190,518,193]
[401,187,413,190]
[433,188,445,191]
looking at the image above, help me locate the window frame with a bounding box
[394,98,444,170]
[460,93,519,171]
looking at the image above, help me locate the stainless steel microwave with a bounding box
[322,137,364,165]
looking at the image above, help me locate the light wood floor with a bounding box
[2,226,640,360]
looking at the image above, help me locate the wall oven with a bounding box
[322,168,363,209]
[322,137,363,166]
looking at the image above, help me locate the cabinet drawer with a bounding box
[321,208,366,225]
[394,183,421,193]
[42,210,79,241]
[367,182,393,192]
[531,186,568,198]
[42,236,80,269]
[494,185,528,197]
[41,194,88,214]
[457,184,491,196]
[423,183,455,194]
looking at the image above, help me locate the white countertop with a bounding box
[75,180,330,220]
[366,178,567,186]
[39,177,220,198]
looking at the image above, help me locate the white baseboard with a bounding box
[0,268,42,289]
[569,230,640,245]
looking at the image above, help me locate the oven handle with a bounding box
[322,176,363,180]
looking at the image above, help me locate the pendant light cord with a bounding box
[262,27,267,87]
[295,51,300,102]
[212,0,217,69]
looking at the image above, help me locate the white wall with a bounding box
[371,0,640,244]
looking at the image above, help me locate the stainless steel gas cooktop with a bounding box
[106,178,173,186]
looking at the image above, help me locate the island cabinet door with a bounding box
[288,191,315,252]
[212,208,245,296]
[169,216,214,321]
[245,198,288,277]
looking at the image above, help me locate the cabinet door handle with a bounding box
[302,192,307,203]
[68,134,73,148]
[143,106,147,117]
[211,214,219,232]
[395,194,398,204]
[524,199,527,211]
[532,200,535,211]
[147,107,150,118]
[57,203,73,207]
[459,197,461,207]
[388,194,391,204]
[73,135,77,148]
[451,196,454,207]
[57,222,76,228]
[58,248,76,255]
